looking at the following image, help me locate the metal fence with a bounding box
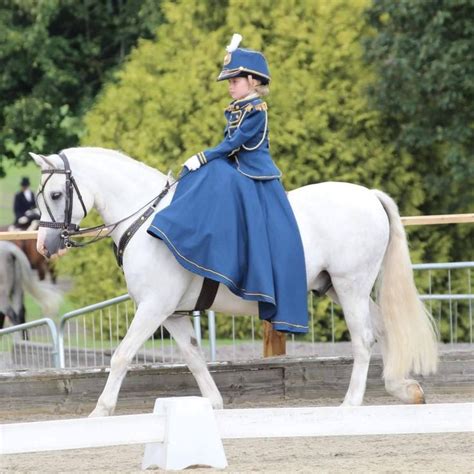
[0,262,472,371]
[0,318,60,370]
[57,297,216,369]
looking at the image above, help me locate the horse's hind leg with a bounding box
[369,299,425,404]
[90,300,169,417]
[164,315,223,409]
[328,283,375,406]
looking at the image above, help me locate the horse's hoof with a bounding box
[89,406,112,418]
[408,382,426,404]
[210,395,224,410]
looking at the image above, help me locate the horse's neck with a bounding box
[69,149,167,240]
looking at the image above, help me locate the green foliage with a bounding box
[364,0,474,271]
[0,161,39,225]
[83,0,424,213]
[57,211,127,307]
[56,0,471,341]
[71,0,423,338]
[364,0,474,197]
[0,0,164,176]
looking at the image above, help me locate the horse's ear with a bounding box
[29,152,56,169]
[29,152,46,167]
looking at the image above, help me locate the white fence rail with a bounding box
[1,398,472,472]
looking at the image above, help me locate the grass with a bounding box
[24,294,76,322]
[0,161,40,226]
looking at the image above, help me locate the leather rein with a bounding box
[37,151,180,260]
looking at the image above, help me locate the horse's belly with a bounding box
[211,284,259,316]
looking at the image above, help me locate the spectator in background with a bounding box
[13,177,39,229]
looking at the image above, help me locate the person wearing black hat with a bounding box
[13,176,39,229]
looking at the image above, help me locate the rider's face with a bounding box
[228,77,252,100]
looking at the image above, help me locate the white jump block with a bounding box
[142,397,227,470]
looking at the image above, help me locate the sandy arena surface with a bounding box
[1,391,473,473]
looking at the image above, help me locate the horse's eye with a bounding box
[51,191,62,201]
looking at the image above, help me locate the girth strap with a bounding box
[194,278,219,311]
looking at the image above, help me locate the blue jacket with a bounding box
[197,96,282,180]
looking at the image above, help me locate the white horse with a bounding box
[29,147,438,416]
[0,241,61,328]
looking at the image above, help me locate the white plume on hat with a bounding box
[226,33,242,52]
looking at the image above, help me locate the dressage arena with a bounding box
[1,351,473,472]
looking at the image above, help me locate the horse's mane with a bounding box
[64,147,166,178]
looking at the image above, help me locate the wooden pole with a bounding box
[0,231,38,240]
[263,321,286,357]
[401,213,474,226]
[0,229,108,240]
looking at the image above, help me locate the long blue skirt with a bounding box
[147,158,308,333]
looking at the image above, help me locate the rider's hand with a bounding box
[182,155,201,171]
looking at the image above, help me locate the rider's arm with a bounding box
[196,108,266,165]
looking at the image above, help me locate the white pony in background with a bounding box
[30,148,438,417]
[0,241,61,329]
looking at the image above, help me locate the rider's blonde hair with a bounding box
[248,75,269,97]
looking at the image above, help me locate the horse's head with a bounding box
[30,152,94,258]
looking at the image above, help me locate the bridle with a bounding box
[37,151,181,249]
[37,152,89,248]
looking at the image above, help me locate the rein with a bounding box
[37,151,184,250]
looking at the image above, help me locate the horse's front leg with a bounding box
[164,315,223,409]
[89,300,169,417]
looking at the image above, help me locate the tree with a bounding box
[0,0,164,176]
[83,0,423,205]
[59,0,432,340]
[364,0,474,264]
[364,0,474,193]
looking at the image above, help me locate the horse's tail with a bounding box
[9,243,62,316]
[372,189,438,381]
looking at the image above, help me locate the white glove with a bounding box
[183,155,201,171]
